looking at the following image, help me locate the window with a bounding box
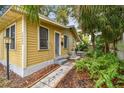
[39,26,48,49]
[10,25,15,49]
[6,28,9,37]
[64,35,68,48]
[6,24,16,49]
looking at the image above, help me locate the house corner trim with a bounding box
[22,15,27,76]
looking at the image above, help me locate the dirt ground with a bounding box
[0,63,60,88]
[56,68,94,88]
[56,68,124,88]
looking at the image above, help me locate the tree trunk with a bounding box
[91,32,95,50]
[104,42,109,53]
[113,39,117,55]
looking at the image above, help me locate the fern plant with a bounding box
[75,53,123,88]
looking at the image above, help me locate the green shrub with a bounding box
[86,36,104,58]
[95,36,104,50]
[76,35,89,51]
[86,48,104,58]
[76,42,88,51]
[75,57,92,71]
[86,49,94,57]
[75,53,121,88]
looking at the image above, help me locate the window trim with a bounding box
[54,31,61,57]
[5,23,16,50]
[38,25,49,50]
[63,35,68,49]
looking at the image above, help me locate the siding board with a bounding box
[26,20,72,67]
[0,17,23,67]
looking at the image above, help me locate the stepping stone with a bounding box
[32,82,51,88]
[69,56,80,60]
[32,62,74,88]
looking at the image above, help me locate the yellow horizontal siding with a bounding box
[27,21,52,66]
[0,31,4,60]
[9,17,22,67]
[26,20,72,67]
[0,17,23,67]
[0,13,77,69]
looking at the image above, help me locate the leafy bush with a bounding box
[76,35,89,51]
[86,49,94,57]
[86,36,105,58]
[75,53,122,88]
[95,36,104,50]
[76,42,88,51]
[75,57,92,71]
[87,48,104,58]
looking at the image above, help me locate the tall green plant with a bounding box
[97,6,124,53]
[18,5,41,24]
[78,5,103,49]
[75,53,121,88]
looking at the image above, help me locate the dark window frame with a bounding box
[64,35,68,48]
[39,26,49,50]
[6,24,16,50]
[10,25,15,49]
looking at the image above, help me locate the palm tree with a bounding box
[17,5,60,24]
[78,5,101,49]
[77,5,124,53]
[18,5,72,26]
[98,14,112,53]
[40,5,55,17]
[97,6,124,53]
[55,5,71,25]
[109,6,124,52]
[18,5,41,24]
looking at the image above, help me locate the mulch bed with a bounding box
[0,63,60,88]
[56,68,94,88]
[56,68,124,88]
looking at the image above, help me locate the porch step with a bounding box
[57,59,68,65]
[54,57,68,65]
[69,56,80,60]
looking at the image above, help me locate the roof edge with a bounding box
[1,6,81,42]
[71,27,81,42]
[39,15,70,29]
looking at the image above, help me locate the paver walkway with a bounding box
[32,62,75,88]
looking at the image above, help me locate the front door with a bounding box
[55,32,60,57]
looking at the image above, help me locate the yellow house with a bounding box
[0,6,80,77]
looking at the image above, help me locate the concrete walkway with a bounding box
[32,62,75,88]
